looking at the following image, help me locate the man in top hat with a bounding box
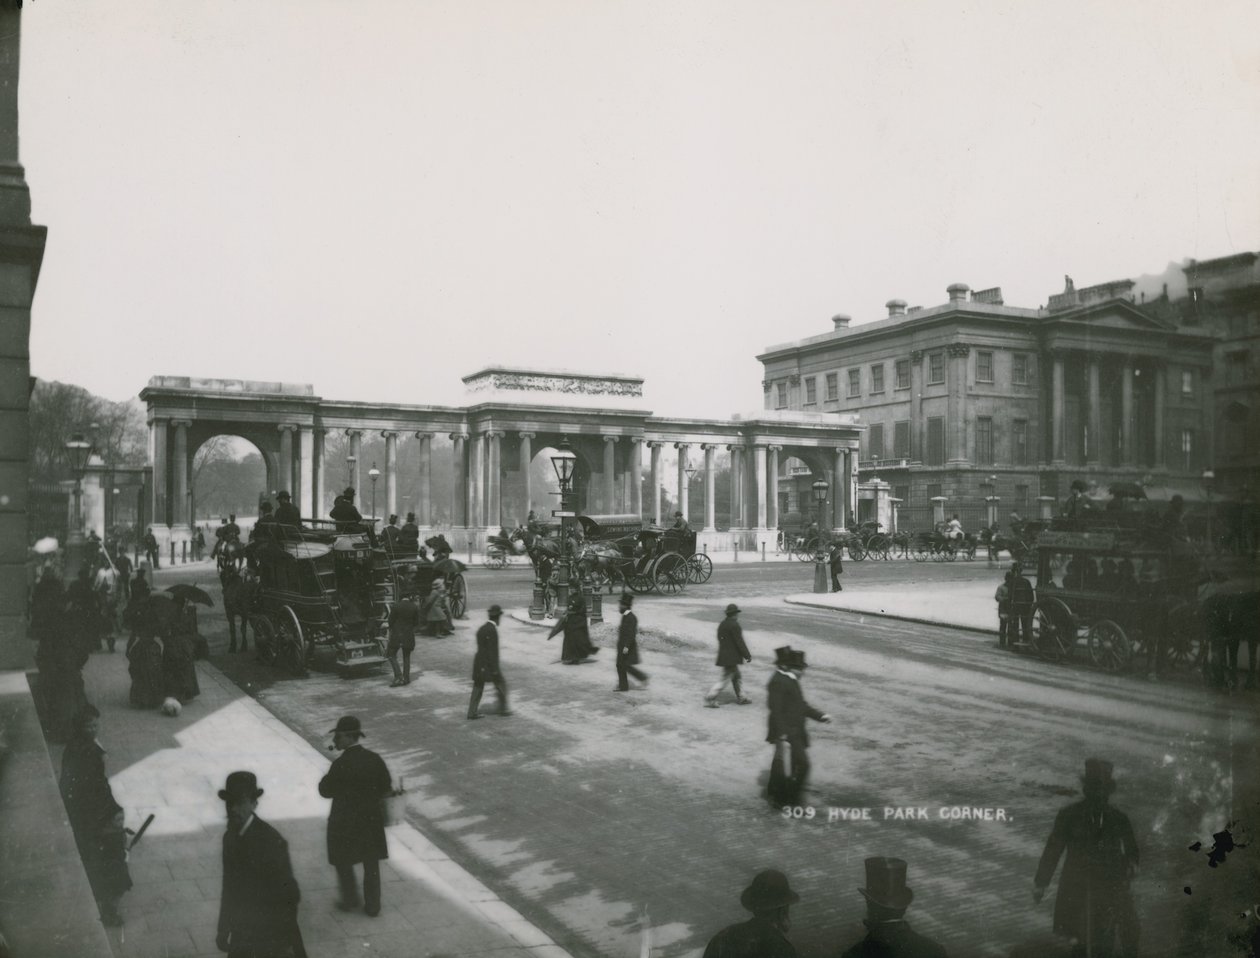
[400,513,420,552]
[468,605,510,718]
[318,716,393,916]
[216,771,306,958]
[331,487,363,532]
[274,491,302,529]
[1033,758,1140,958]
[765,646,795,805]
[767,649,831,805]
[251,501,276,541]
[703,868,800,957]
[706,604,752,707]
[386,592,420,687]
[614,593,648,692]
[840,857,946,958]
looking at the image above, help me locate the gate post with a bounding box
[1037,495,1056,520]
[930,496,947,527]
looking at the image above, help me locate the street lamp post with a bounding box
[65,432,94,571]
[368,463,381,529]
[812,478,830,593]
[550,438,578,616]
[1201,468,1216,552]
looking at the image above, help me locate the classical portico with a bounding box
[140,369,861,552]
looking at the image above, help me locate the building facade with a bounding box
[758,281,1217,528]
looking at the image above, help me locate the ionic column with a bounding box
[171,420,189,526]
[486,431,502,528]
[834,448,847,529]
[414,433,432,524]
[1152,362,1166,468]
[753,444,767,529]
[313,429,326,519]
[728,445,744,528]
[299,426,315,520]
[1121,363,1134,465]
[518,432,535,518]
[382,431,398,518]
[469,433,484,527]
[603,436,618,513]
[649,442,663,524]
[450,432,468,525]
[766,445,780,530]
[278,424,295,497]
[151,418,168,525]
[947,343,970,463]
[702,444,717,531]
[346,429,363,498]
[1051,351,1066,464]
[629,438,643,519]
[676,443,690,522]
[1087,359,1102,466]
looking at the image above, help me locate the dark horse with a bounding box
[1203,589,1259,690]
[220,567,258,653]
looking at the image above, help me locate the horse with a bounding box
[575,541,629,592]
[220,567,258,653]
[216,536,246,575]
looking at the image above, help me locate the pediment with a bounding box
[1048,299,1173,333]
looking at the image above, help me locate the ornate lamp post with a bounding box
[368,463,381,526]
[1201,468,1215,552]
[550,438,578,614]
[65,432,94,569]
[812,477,830,593]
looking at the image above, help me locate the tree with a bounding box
[27,379,146,484]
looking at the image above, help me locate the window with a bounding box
[848,369,861,397]
[825,372,838,401]
[895,359,910,390]
[976,350,993,383]
[893,420,910,459]
[871,364,885,393]
[869,423,884,460]
[1012,353,1029,385]
[894,484,910,505]
[928,351,945,384]
[1181,429,1193,470]
[776,382,787,408]
[926,417,944,465]
[976,417,994,464]
[926,483,942,503]
[1012,419,1028,466]
[1014,484,1029,513]
[1181,370,1193,396]
[805,377,817,404]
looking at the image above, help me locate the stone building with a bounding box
[757,280,1217,527]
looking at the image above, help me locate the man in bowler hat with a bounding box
[274,490,301,529]
[468,605,510,718]
[319,716,393,916]
[705,604,752,707]
[614,593,648,691]
[216,772,306,958]
[386,593,420,687]
[1033,758,1140,958]
[703,868,800,957]
[766,650,831,804]
[840,857,946,957]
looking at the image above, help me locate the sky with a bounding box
[19,0,1260,418]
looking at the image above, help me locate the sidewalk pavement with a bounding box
[784,581,999,633]
[76,645,573,958]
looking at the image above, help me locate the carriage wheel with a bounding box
[846,541,866,561]
[911,543,930,562]
[1034,598,1076,664]
[1088,619,1132,672]
[961,541,977,561]
[791,540,810,562]
[1164,602,1204,670]
[866,534,891,560]
[449,574,468,618]
[653,555,688,595]
[275,606,308,677]
[686,554,713,584]
[250,614,277,664]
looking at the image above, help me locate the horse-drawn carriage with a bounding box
[241,520,468,677]
[572,514,713,595]
[909,524,978,561]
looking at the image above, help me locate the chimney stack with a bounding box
[885,299,907,318]
[832,313,851,330]
[947,283,970,304]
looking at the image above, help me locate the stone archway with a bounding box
[188,433,270,524]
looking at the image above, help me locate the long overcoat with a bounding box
[388,598,420,652]
[715,617,750,667]
[617,610,640,665]
[839,921,947,958]
[766,670,825,746]
[1034,799,1139,942]
[548,599,594,661]
[473,620,502,681]
[702,916,797,957]
[318,744,391,866]
[218,816,307,957]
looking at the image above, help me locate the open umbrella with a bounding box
[32,536,60,555]
[434,558,467,577]
[1109,481,1147,500]
[165,583,214,607]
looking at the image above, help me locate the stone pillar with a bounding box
[313,429,325,519]
[766,446,780,531]
[1037,495,1056,520]
[702,444,717,531]
[754,444,767,529]
[413,432,431,524]
[1121,362,1134,466]
[728,445,743,528]
[676,443,690,522]
[487,431,502,528]
[649,442,663,524]
[151,418,168,526]
[450,432,467,525]
[931,495,948,526]
[1087,358,1102,466]
[834,448,848,529]
[469,433,484,528]
[947,343,970,463]
[382,431,398,518]
[629,438,643,520]
[347,429,363,497]
[1153,362,1165,468]
[1051,352,1066,464]
[910,350,923,460]
[299,427,315,521]
[171,420,189,526]
[985,495,1000,530]
[517,432,534,519]
[277,425,295,498]
[603,436,618,513]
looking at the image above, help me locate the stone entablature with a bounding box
[461,366,644,410]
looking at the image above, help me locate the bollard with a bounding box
[762,543,766,562]
[169,542,175,567]
[813,553,830,593]
[181,541,187,564]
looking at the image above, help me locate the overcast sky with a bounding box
[19,0,1260,417]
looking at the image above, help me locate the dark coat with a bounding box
[1034,799,1139,941]
[319,744,391,865]
[548,601,594,661]
[839,920,948,958]
[715,616,751,667]
[274,502,302,528]
[617,610,640,665]
[766,669,825,746]
[60,734,131,901]
[218,816,306,957]
[400,522,420,545]
[702,916,797,957]
[330,497,362,529]
[829,543,845,573]
[388,598,420,651]
[473,620,502,681]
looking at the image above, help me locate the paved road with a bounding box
[170,558,1258,958]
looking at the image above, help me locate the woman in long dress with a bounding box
[124,595,165,708]
[547,590,597,665]
[163,597,201,703]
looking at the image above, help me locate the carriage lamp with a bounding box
[811,478,830,593]
[368,463,381,522]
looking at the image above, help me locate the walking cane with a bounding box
[126,813,156,851]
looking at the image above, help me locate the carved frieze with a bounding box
[946,343,971,358]
[463,370,643,398]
